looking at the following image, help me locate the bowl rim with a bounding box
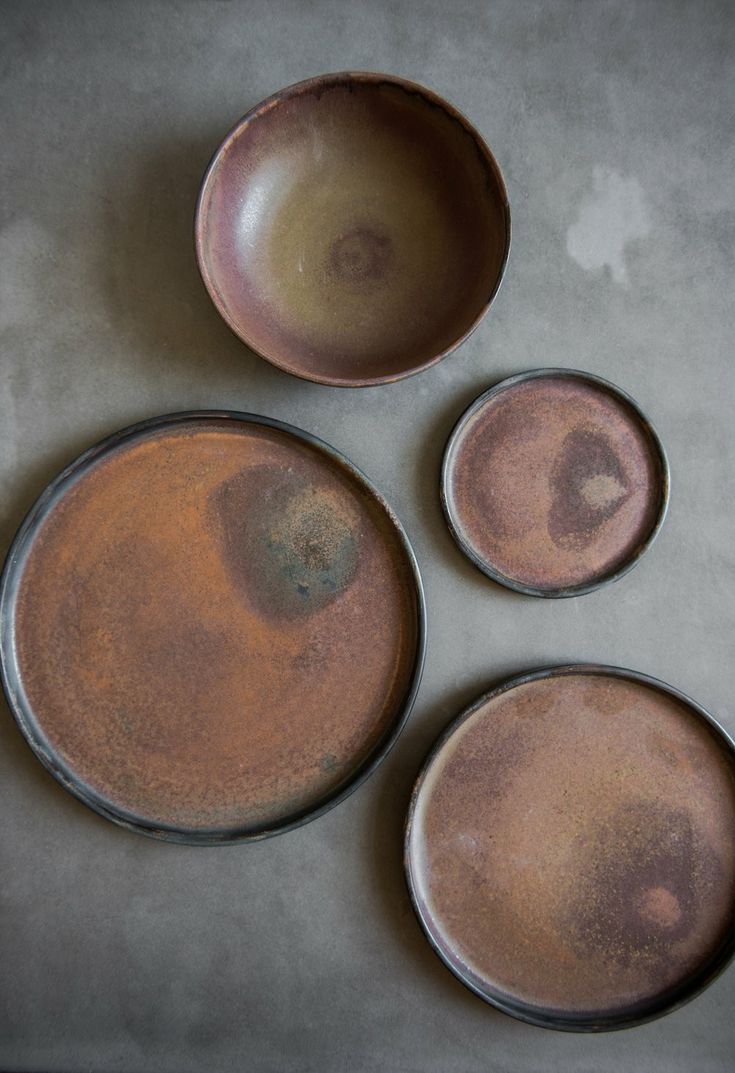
[0,410,427,844]
[440,367,671,598]
[194,70,511,387]
[404,663,735,1031]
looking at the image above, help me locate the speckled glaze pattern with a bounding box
[1,414,424,841]
[195,72,510,386]
[406,668,735,1029]
[442,370,668,596]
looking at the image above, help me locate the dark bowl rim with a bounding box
[440,367,671,598]
[0,410,427,845]
[194,70,511,388]
[403,662,735,1032]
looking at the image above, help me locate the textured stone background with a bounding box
[1,1,733,1070]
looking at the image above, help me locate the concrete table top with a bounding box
[1,2,733,1070]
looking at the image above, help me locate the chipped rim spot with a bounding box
[404,664,735,1032]
[441,368,670,598]
[0,411,427,845]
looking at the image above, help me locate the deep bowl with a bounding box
[195,72,510,386]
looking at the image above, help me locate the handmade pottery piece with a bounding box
[441,369,669,596]
[0,412,425,842]
[195,72,510,386]
[405,665,735,1030]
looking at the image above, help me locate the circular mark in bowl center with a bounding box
[329,226,394,284]
[441,369,669,596]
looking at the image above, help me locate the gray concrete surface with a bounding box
[1,1,734,1070]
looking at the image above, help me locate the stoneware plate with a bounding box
[441,369,670,597]
[0,412,425,843]
[405,665,735,1031]
[195,71,510,386]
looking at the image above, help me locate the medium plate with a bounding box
[0,412,425,843]
[441,369,670,597]
[405,666,735,1031]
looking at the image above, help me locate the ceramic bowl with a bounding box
[195,72,510,386]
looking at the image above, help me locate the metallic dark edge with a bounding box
[194,70,511,388]
[440,368,671,598]
[0,411,427,845]
[404,664,735,1032]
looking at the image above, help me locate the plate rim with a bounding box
[440,367,671,598]
[404,663,735,1031]
[0,409,427,844]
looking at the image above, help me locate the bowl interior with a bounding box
[196,75,509,384]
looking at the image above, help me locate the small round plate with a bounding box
[441,369,669,597]
[0,412,425,843]
[405,666,735,1031]
[195,72,510,387]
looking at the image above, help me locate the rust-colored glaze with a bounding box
[9,416,421,836]
[443,372,667,594]
[195,72,510,387]
[407,670,735,1023]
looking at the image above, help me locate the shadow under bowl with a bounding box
[195,72,510,386]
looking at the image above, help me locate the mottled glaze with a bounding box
[443,371,668,595]
[406,669,735,1027]
[4,415,424,839]
[195,72,510,386]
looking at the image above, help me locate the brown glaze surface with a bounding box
[444,374,665,592]
[408,672,735,1018]
[195,73,509,385]
[12,418,420,833]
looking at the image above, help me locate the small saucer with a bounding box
[441,369,669,597]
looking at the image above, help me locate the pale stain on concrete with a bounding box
[567,167,650,286]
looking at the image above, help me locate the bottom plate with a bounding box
[0,412,425,842]
[405,665,735,1030]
